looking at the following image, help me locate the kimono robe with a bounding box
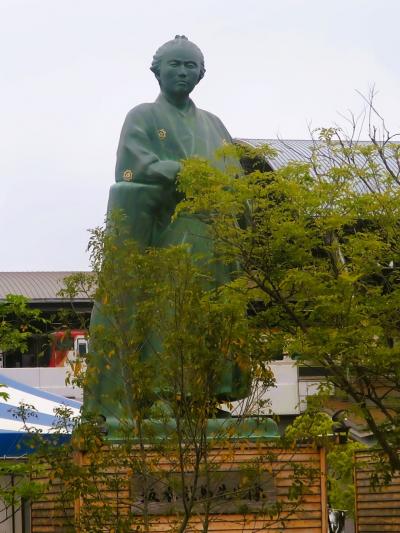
[86,95,250,422]
[112,93,236,251]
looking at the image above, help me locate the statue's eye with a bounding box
[185,62,197,69]
[168,61,179,67]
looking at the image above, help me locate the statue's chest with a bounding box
[150,108,224,162]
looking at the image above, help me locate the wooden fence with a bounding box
[355,450,400,532]
[31,444,328,532]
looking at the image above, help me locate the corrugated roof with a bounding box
[237,139,318,169]
[236,138,399,193]
[0,272,91,302]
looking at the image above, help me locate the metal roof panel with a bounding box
[0,272,90,301]
[235,138,399,193]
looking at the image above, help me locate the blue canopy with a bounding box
[0,374,81,456]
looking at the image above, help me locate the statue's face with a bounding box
[157,45,202,99]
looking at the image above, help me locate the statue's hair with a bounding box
[150,35,205,81]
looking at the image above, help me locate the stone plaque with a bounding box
[131,469,277,515]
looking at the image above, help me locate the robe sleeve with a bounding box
[115,105,180,185]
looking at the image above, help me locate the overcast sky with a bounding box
[1,0,399,271]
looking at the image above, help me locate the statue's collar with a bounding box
[156,93,196,116]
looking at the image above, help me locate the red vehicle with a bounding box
[49,330,88,367]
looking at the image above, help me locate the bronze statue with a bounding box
[86,37,251,426]
[111,35,238,250]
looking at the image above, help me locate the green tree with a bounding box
[175,107,400,472]
[28,213,316,533]
[327,441,365,516]
[0,294,46,354]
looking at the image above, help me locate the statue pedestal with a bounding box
[31,441,328,532]
[104,413,280,442]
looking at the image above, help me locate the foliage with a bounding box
[176,109,400,471]
[282,393,365,516]
[31,213,314,532]
[283,392,334,447]
[80,211,275,421]
[327,441,365,517]
[0,294,46,354]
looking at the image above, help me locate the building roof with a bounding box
[237,139,318,170]
[237,138,399,193]
[238,137,398,169]
[0,271,91,302]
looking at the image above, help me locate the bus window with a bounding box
[76,338,88,357]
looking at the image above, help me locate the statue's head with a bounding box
[150,36,205,100]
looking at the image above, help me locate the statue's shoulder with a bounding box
[197,107,230,132]
[197,106,221,121]
[125,102,156,121]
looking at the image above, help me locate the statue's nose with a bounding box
[177,65,187,77]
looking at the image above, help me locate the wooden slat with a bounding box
[358,496,400,505]
[31,445,326,532]
[358,525,400,530]
[355,451,400,533]
[358,507,400,518]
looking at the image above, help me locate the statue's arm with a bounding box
[115,107,180,185]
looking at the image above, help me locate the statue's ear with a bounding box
[150,67,160,83]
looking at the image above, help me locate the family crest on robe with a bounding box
[113,93,236,249]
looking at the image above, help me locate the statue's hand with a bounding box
[146,160,181,186]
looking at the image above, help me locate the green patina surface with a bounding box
[105,416,280,442]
